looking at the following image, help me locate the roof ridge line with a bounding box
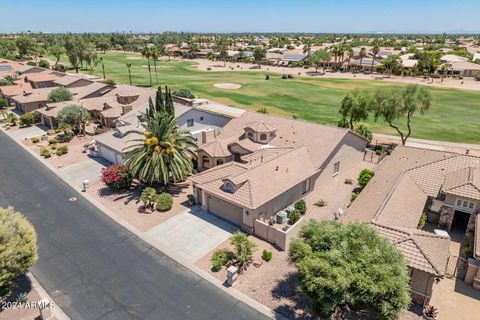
[411,237,441,275]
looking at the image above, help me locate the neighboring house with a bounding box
[349,58,380,71]
[281,50,309,64]
[189,112,367,235]
[37,84,147,129]
[11,82,113,113]
[440,61,480,77]
[53,74,94,88]
[400,53,418,69]
[0,80,33,106]
[24,71,63,88]
[343,146,480,303]
[441,54,469,63]
[94,99,243,164]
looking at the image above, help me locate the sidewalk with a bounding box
[0,125,280,320]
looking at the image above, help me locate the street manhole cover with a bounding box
[68,197,77,202]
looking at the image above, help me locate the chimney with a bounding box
[201,128,215,144]
[122,105,133,115]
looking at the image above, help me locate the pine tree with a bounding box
[147,97,155,117]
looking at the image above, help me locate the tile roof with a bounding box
[243,120,278,133]
[53,74,91,86]
[0,81,33,97]
[190,146,316,209]
[198,137,237,158]
[442,167,480,200]
[374,223,450,276]
[11,87,55,103]
[95,127,144,154]
[24,71,61,83]
[206,111,355,169]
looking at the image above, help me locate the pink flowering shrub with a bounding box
[101,165,133,190]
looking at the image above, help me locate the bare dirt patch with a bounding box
[213,83,242,89]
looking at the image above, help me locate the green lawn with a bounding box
[56,52,480,143]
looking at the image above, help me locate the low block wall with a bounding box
[253,217,303,250]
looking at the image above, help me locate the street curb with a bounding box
[0,127,285,320]
[28,272,71,320]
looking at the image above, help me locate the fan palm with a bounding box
[126,63,132,85]
[150,48,160,85]
[124,112,197,186]
[371,45,380,73]
[142,47,153,86]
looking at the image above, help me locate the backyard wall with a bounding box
[253,217,304,250]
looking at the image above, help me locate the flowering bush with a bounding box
[101,165,133,190]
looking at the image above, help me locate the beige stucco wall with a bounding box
[410,269,434,300]
[197,150,231,169]
[444,194,479,209]
[16,101,47,113]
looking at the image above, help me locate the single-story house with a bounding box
[0,80,33,106]
[189,111,368,234]
[441,61,480,77]
[24,71,63,89]
[343,146,480,303]
[53,74,94,88]
[441,54,469,63]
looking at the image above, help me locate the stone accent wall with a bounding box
[466,213,476,234]
[439,205,455,230]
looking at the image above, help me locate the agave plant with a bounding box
[124,112,197,186]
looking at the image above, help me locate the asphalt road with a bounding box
[0,130,272,320]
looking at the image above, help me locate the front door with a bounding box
[196,188,202,205]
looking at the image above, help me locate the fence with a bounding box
[253,217,303,250]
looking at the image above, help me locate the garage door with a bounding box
[207,195,243,226]
[98,145,121,164]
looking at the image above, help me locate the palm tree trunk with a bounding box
[128,67,132,85]
[147,58,152,86]
[102,63,106,80]
[371,54,376,74]
[153,59,158,85]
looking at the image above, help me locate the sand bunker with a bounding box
[126,56,142,60]
[214,83,242,89]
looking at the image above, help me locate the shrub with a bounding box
[292,113,299,119]
[31,137,40,143]
[373,145,383,152]
[26,61,37,66]
[100,165,132,190]
[418,212,427,228]
[155,193,173,212]
[288,74,294,79]
[256,106,268,114]
[358,168,375,189]
[40,147,51,158]
[38,59,49,68]
[344,178,353,185]
[56,145,68,156]
[265,74,270,80]
[50,144,57,150]
[464,234,474,258]
[187,194,195,206]
[354,124,373,144]
[351,192,359,202]
[173,87,194,99]
[211,248,234,272]
[375,149,382,155]
[48,138,58,145]
[281,74,288,79]
[140,187,157,210]
[314,199,327,207]
[262,249,272,262]
[53,63,67,72]
[0,98,7,108]
[0,208,38,289]
[104,79,116,85]
[475,73,480,81]
[19,112,36,126]
[288,210,301,225]
[294,199,307,215]
[47,87,72,103]
[230,232,256,271]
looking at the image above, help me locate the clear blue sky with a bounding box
[2,0,479,34]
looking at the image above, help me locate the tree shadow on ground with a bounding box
[271,271,315,320]
[1,274,32,303]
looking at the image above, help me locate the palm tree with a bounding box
[440,63,451,82]
[150,48,160,85]
[346,46,354,71]
[124,112,197,187]
[359,47,366,73]
[371,45,380,74]
[99,57,106,80]
[126,63,132,85]
[142,47,153,86]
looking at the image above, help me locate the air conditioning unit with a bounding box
[276,211,287,224]
[285,206,295,217]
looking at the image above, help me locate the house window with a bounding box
[333,161,340,175]
[216,159,224,165]
[260,133,267,140]
[200,116,204,121]
[302,179,310,194]
[247,131,253,139]
[456,198,476,210]
[187,119,194,127]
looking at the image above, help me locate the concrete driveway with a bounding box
[59,157,110,190]
[6,125,48,141]
[147,206,238,263]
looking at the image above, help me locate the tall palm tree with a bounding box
[142,47,153,86]
[371,45,380,74]
[124,112,197,187]
[126,63,132,85]
[346,46,354,71]
[150,48,160,85]
[359,47,366,73]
